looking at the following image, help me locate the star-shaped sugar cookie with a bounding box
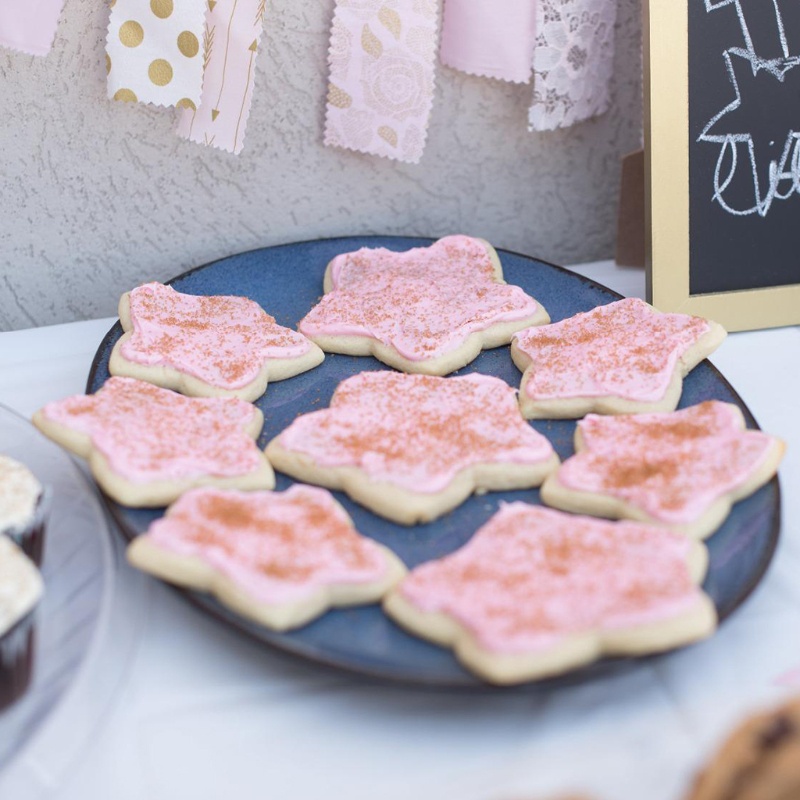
[511,298,727,418]
[127,485,406,631]
[110,283,324,401]
[33,377,274,507]
[266,371,559,525]
[384,503,716,684]
[540,401,785,539]
[298,236,550,375]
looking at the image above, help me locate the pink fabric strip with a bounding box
[439,0,537,84]
[175,0,266,155]
[324,0,439,165]
[0,0,65,56]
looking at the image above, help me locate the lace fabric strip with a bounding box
[175,0,267,155]
[324,0,440,165]
[529,0,617,131]
[439,0,537,84]
[0,0,66,56]
[106,0,206,108]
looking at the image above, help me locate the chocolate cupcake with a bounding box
[686,697,800,800]
[0,535,43,711]
[0,455,49,565]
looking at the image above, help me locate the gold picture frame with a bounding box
[644,0,800,332]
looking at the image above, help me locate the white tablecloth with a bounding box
[0,262,798,800]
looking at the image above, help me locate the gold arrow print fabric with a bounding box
[106,0,206,108]
[175,0,267,155]
[324,0,439,165]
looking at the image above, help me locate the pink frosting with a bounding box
[298,236,542,361]
[41,377,264,484]
[514,298,711,403]
[144,485,391,603]
[399,503,703,654]
[276,372,555,493]
[559,401,777,525]
[120,283,311,390]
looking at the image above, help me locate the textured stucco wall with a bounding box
[0,0,642,331]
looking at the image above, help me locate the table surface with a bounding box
[0,261,798,800]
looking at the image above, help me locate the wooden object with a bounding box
[615,149,645,268]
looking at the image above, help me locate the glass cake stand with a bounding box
[0,404,145,798]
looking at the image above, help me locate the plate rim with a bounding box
[83,236,782,690]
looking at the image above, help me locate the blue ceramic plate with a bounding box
[87,237,781,689]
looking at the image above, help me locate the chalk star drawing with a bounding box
[699,0,800,216]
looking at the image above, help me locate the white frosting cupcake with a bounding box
[0,455,48,565]
[0,456,41,532]
[0,536,42,637]
[0,535,43,709]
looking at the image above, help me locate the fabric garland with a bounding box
[3,0,616,158]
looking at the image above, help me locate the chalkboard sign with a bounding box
[645,0,800,331]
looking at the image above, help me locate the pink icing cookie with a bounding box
[127,485,406,631]
[540,401,785,539]
[109,283,324,401]
[383,503,716,684]
[511,298,727,418]
[266,371,559,525]
[297,236,550,375]
[32,377,274,508]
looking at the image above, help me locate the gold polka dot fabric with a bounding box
[107,0,205,108]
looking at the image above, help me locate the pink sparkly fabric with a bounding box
[0,0,65,56]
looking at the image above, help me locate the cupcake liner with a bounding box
[0,610,36,712]
[2,487,50,567]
